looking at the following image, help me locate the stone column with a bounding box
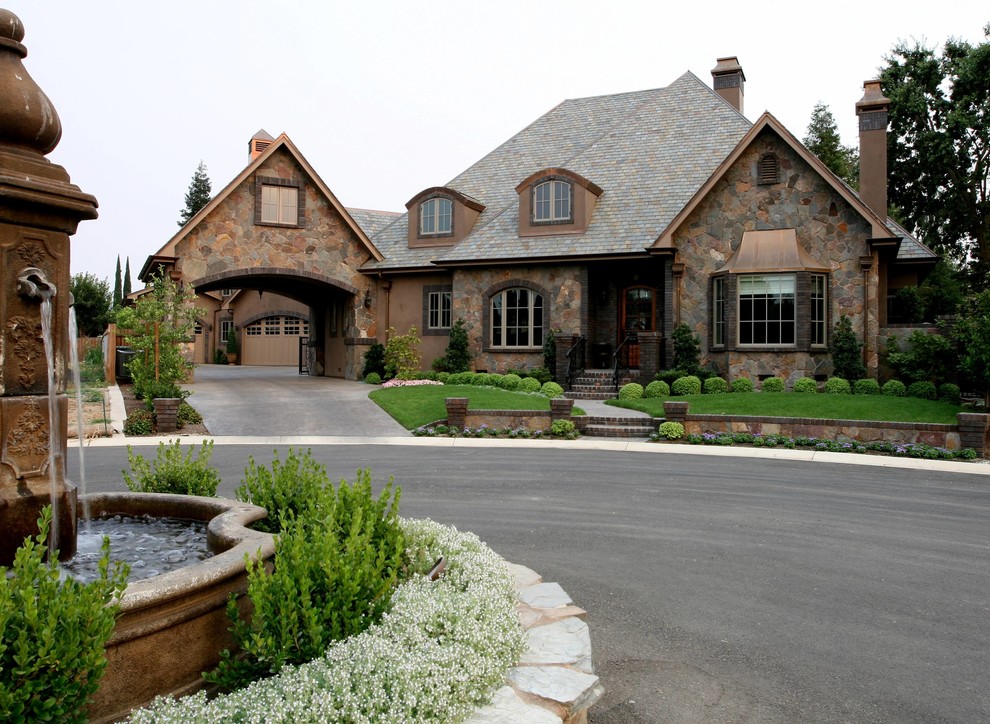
[957,413,989,458]
[445,398,469,430]
[0,10,98,563]
[638,332,663,384]
[153,398,182,433]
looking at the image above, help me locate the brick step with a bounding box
[566,391,616,400]
[569,384,617,394]
[581,415,656,426]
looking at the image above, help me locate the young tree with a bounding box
[178,160,213,227]
[952,290,990,405]
[69,272,113,336]
[803,102,859,187]
[114,271,199,400]
[122,257,132,298]
[830,316,867,381]
[881,26,990,281]
[112,255,122,309]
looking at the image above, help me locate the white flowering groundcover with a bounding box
[130,519,526,723]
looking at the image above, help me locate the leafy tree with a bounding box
[831,317,867,381]
[69,272,112,336]
[112,255,122,309]
[804,102,859,187]
[952,290,990,404]
[114,271,198,400]
[383,326,421,379]
[919,258,965,320]
[122,257,132,298]
[178,160,213,227]
[880,26,990,280]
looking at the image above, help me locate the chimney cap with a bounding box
[712,56,746,82]
[856,80,889,114]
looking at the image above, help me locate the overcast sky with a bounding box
[8,1,988,284]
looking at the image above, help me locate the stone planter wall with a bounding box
[446,397,574,432]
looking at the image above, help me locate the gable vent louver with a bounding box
[254,141,271,154]
[758,154,779,185]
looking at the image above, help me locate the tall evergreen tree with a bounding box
[178,160,213,226]
[112,256,122,309]
[803,102,859,188]
[881,26,990,283]
[123,257,132,298]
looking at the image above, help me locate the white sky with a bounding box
[7,1,988,283]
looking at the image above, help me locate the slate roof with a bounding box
[346,207,402,238]
[363,70,932,270]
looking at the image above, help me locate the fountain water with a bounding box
[0,11,276,721]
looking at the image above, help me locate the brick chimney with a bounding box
[856,80,890,228]
[249,128,275,161]
[711,57,745,114]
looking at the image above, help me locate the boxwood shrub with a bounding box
[618,382,644,400]
[907,381,937,400]
[671,375,702,395]
[882,379,907,397]
[519,377,542,393]
[824,377,851,395]
[761,377,784,392]
[793,377,818,393]
[731,377,754,393]
[657,421,685,440]
[644,380,670,398]
[853,378,881,395]
[938,382,961,404]
[703,377,728,394]
[540,381,564,398]
[498,374,522,391]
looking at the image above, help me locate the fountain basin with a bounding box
[79,493,276,723]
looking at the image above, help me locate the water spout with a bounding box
[17,266,57,302]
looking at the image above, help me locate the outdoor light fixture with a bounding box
[363,290,372,308]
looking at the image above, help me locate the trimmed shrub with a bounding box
[435,319,471,373]
[446,372,474,385]
[123,440,221,496]
[361,343,386,379]
[656,369,688,386]
[907,380,937,400]
[540,381,564,398]
[499,374,522,391]
[364,372,382,385]
[824,377,852,395]
[177,401,203,427]
[882,379,907,397]
[519,377,542,393]
[514,366,553,384]
[671,375,702,395]
[853,378,881,395]
[671,323,702,377]
[703,377,728,394]
[0,507,128,723]
[938,382,961,404]
[644,380,670,398]
[618,382,644,400]
[551,419,578,438]
[657,421,685,440]
[831,316,867,381]
[384,327,421,379]
[471,373,494,387]
[761,377,784,392]
[123,409,153,436]
[731,377,754,393]
[793,377,818,393]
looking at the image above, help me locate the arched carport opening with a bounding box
[191,268,360,377]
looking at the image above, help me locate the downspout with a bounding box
[379,273,391,339]
[860,254,874,374]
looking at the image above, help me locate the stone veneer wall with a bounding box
[673,127,877,385]
[446,398,574,432]
[453,265,584,372]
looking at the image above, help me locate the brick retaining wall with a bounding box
[446,398,574,432]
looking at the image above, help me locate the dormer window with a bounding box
[419,197,453,237]
[533,179,572,223]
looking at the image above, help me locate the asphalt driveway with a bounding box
[185,365,408,437]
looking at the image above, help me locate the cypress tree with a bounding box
[122,257,132,298]
[112,256,122,309]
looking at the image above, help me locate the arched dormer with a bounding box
[515,168,603,237]
[405,187,485,248]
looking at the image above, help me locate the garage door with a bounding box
[242,316,310,366]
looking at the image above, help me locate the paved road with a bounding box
[73,440,990,723]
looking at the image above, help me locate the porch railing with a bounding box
[612,334,636,391]
[565,336,586,390]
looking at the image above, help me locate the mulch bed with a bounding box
[119,383,210,437]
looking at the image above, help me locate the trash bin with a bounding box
[116,346,135,381]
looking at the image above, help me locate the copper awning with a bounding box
[718,229,830,273]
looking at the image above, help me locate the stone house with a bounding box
[142,58,936,386]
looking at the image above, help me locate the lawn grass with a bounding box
[609,393,966,424]
[369,385,583,430]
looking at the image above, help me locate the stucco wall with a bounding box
[674,128,876,383]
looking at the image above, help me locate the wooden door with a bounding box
[620,287,655,368]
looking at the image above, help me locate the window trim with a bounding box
[712,276,726,348]
[736,273,797,348]
[422,285,453,336]
[811,273,828,348]
[531,178,573,225]
[482,280,548,351]
[255,176,304,228]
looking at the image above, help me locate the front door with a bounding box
[620,286,655,368]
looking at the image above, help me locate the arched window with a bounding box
[490,287,544,347]
[419,197,453,236]
[533,179,572,223]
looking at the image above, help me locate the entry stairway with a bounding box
[566,370,657,439]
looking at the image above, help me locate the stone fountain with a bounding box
[0,12,275,721]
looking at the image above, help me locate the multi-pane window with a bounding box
[491,288,543,347]
[712,277,725,347]
[220,319,233,343]
[283,318,301,336]
[260,185,298,225]
[738,274,796,345]
[533,180,571,223]
[264,317,281,336]
[811,274,827,346]
[246,322,262,336]
[428,291,452,330]
[420,197,453,236]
